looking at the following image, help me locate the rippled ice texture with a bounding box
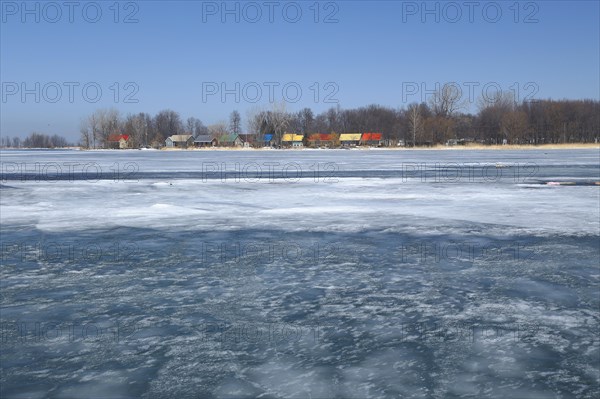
[1,149,599,398]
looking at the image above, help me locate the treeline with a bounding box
[3,88,598,150]
[79,109,211,149]
[0,132,70,148]
[80,92,599,149]
[296,96,599,145]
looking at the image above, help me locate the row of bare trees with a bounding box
[76,94,598,148]
[78,109,210,149]
[77,103,294,148]
[247,99,598,146]
[243,94,599,146]
[0,133,70,148]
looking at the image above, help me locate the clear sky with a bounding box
[1,0,599,141]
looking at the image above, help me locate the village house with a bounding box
[107,134,130,149]
[307,133,334,148]
[339,133,362,147]
[262,134,274,147]
[165,134,194,148]
[218,134,243,147]
[281,133,304,148]
[194,135,218,147]
[361,133,383,147]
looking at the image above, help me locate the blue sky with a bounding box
[1,0,599,141]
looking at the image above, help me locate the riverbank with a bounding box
[416,143,600,150]
[161,143,600,151]
[2,143,598,151]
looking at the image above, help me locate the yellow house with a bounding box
[339,133,362,146]
[281,133,304,147]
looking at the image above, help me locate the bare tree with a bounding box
[246,106,264,133]
[186,117,208,137]
[269,101,291,146]
[246,106,269,146]
[50,134,68,147]
[477,92,516,143]
[208,121,229,139]
[86,112,100,148]
[154,110,183,140]
[85,108,121,148]
[501,110,529,144]
[135,113,151,147]
[79,120,92,149]
[21,133,68,148]
[122,113,150,148]
[429,83,467,117]
[326,106,340,133]
[477,90,515,112]
[229,110,242,135]
[407,103,423,146]
[298,108,314,135]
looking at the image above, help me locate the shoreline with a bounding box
[101,143,600,151]
[1,143,598,151]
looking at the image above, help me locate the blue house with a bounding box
[263,134,274,147]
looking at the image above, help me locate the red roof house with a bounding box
[361,133,382,145]
[107,134,130,149]
[307,133,334,147]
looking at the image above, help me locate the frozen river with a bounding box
[1,149,599,398]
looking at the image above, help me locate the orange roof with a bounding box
[362,133,382,141]
[308,134,333,141]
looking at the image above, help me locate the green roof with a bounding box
[219,134,239,142]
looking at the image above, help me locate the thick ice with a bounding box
[1,149,599,398]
